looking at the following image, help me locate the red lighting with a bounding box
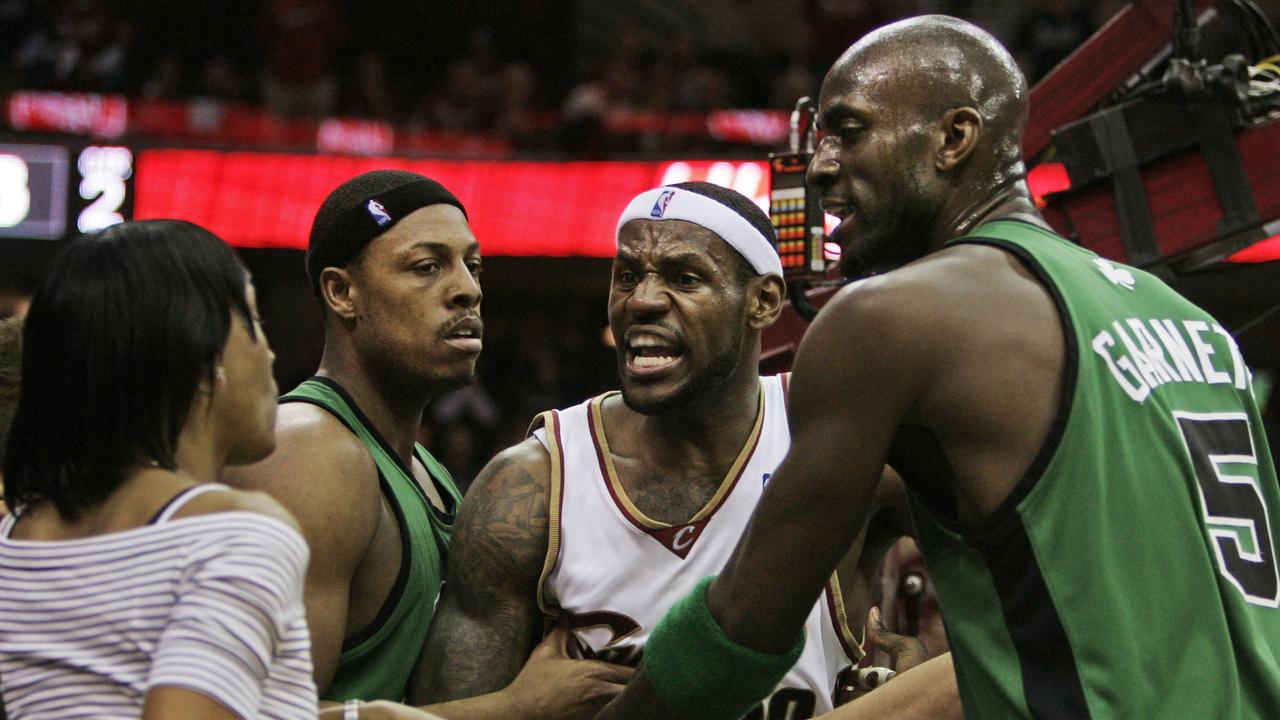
[1027,162,1071,207]
[134,150,770,256]
[1227,234,1280,263]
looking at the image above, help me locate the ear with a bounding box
[196,364,225,399]
[747,274,786,331]
[320,266,359,321]
[935,106,982,172]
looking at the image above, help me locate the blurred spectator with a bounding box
[426,382,500,491]
[434,422,485,493]
[802,0,888,71]
[1009,0,1096,82]
[559,26,655,154]
[560,59,637,155]
[13,0,130,92]
[493,61,539,144]
[430,383,500,433]
[0,0,30,53]
[660,32,732,111]
[415,25,504,130]
[419,58,487,130]
[70,0,129,91]
[342,50,396,121]
[194,54,249,103]
[258,0,342,118]
[769,52,815,110]
[140,53,182,100]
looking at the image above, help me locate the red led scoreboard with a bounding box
[1,138,772,257]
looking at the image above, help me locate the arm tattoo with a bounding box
[412,452,551,703]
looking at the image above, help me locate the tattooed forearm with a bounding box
[408,442,552,704]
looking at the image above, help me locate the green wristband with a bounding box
[644,576,805,720]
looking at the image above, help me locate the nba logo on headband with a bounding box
[650,190,676,219]
[366,199,392,227]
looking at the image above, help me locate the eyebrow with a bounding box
[403,240,481,257]
[819,103,860,132]
[659,251,717,269]
[614,249,717,271]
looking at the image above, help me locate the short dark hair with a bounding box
[2,220,253,521]
[666,181,778,280]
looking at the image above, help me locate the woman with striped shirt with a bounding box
[0,220,317,719]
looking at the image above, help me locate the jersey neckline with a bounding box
[587,381,765,534]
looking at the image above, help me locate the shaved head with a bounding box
[809,16,1033,277]
[829,15,1029,178]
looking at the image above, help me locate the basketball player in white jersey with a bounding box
[407,183,959,718]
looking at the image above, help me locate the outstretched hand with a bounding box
[867,607,931,674]
[504,626,634,720]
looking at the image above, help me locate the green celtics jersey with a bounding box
[908,221,1280,718]
[281,377,462,702]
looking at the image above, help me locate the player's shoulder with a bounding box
[227,402,377,493]
[221,401,382,546]
[274,401,375,464]
[469,435,554,500]
[449,435,553,581]
[820,244,1029,343]
[171,485,303,537]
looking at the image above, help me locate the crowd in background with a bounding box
[0,0,1147,153]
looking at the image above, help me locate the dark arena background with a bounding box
[2,1,1280,678]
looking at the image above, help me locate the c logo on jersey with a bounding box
[652,520,709,559]
[672,526,697,551]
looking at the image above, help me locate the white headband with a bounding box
[615,187,783,277]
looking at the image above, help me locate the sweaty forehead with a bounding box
[616,219,738,266]
[821,50,930,113]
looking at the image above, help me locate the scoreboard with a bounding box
[0,137,779,258]
[0,141,134,240]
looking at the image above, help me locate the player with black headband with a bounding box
[227,170,630,719]
[407,182,959,719]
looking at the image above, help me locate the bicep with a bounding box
[712,286,927,648]
[222,416,380,693]
[407,442,552,704]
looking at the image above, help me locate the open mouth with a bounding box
[819,198,853,220]
[625,331,683,375]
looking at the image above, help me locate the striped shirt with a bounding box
[0,503,317,719]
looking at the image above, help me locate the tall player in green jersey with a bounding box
[600,15,1280,720]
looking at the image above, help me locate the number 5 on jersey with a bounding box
[1174,411,1280,607]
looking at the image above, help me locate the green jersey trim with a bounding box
[932,221,1081,541]
[280,376,461,701]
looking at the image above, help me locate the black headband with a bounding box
[306,179,468,296]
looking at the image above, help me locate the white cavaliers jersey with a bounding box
[530,374,861,717]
